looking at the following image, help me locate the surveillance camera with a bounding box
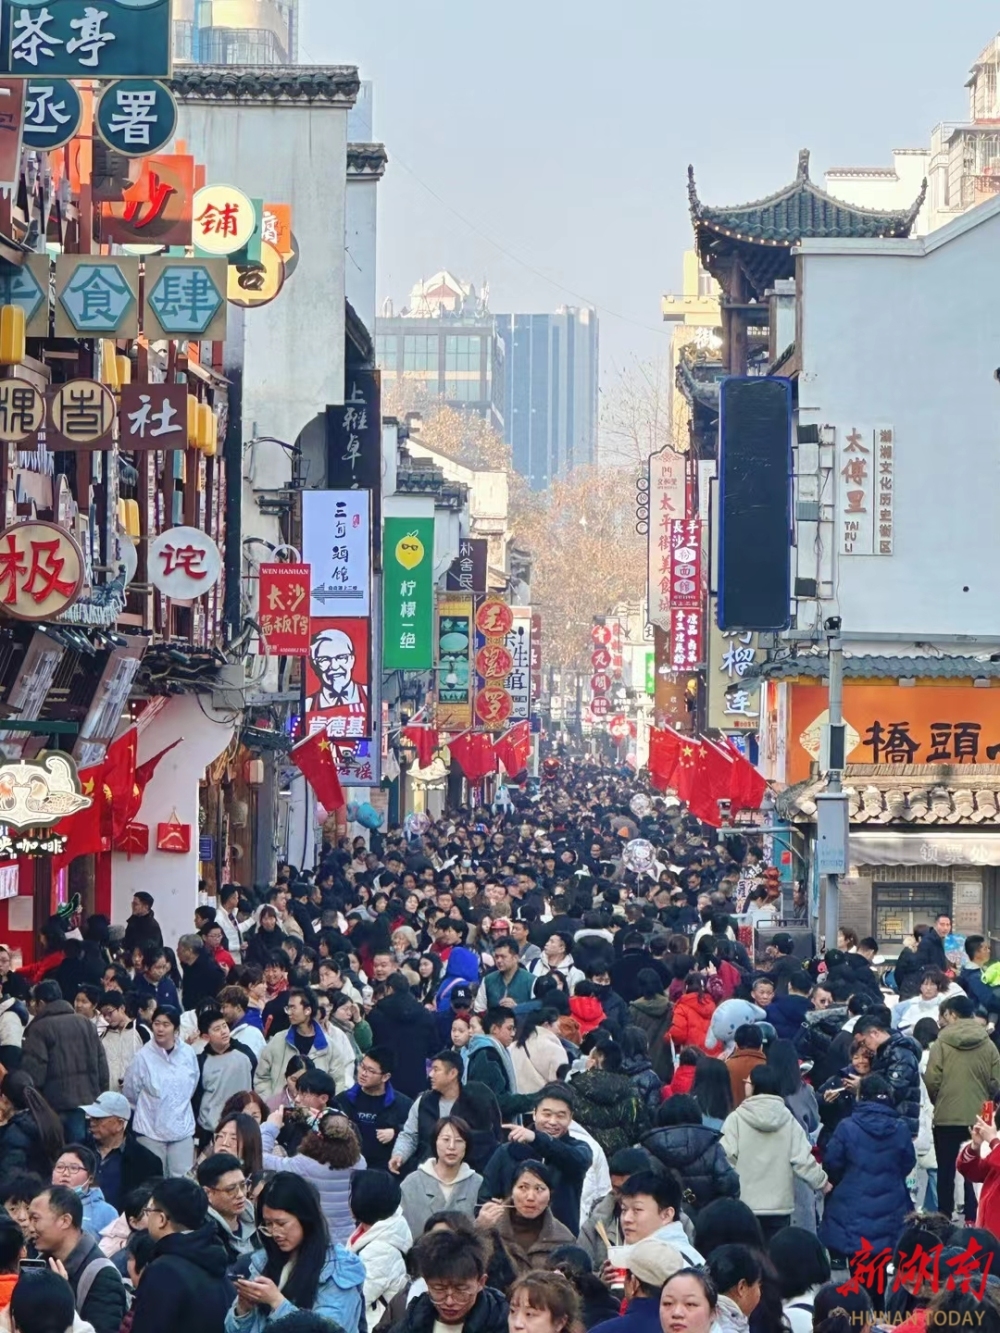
[824,616,842,632]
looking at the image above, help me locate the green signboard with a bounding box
[5,0,173,79]
[383,516,434,671]
[645,650,655,696]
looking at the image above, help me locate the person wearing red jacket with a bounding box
[667,977,716,1055]
[661,1047,699,1101]
[956,1112,1000,1233]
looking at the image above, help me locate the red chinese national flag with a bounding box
[102,730,137,842]
[291,730,345,813]
[675,737,733,827]
[648,727,681,791]
[449,731,497,784]
[52,762,106,871]
[403,724,439,770]
[730,748,768,813]
[494,721,530,777]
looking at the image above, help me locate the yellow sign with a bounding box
[227,241,285,309]
[193,185,256,257]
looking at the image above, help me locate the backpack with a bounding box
[77,1254,120,1312]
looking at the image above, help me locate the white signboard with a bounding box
[503,608,532,721]
[302,490,371,617]
[148,527,222,599]
[648,448,686,630]
[839,424,894,557]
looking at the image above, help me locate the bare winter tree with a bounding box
[600,357,674,470]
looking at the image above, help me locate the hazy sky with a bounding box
[301,2,998,388]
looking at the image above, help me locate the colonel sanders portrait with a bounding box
[306,626,369,712]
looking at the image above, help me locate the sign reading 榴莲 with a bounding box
[5,0,174,79]
[383,517,434,671]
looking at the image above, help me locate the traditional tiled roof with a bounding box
[348,144,389,179]
[170,66,360,106]
[675,345,724,411]
[688,150,924,244]
[778,766,1000,826]
[746,654,1000,682]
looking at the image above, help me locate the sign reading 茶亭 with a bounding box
[6,0,174,79]
[258,564,310,658]
[383,517,434,671]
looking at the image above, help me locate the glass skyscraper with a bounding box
[173,0,299,66]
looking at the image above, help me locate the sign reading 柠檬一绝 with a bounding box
[5,0,174,79]
[383,517,434,672]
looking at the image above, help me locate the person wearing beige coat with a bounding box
[720,1067,828,1237]
[510,1012,569,1094]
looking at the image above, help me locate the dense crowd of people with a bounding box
[0,757,999,1333]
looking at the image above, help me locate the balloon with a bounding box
[630,793,652,819]
[355,803,384,830]
[623,838,656,876]
[404,811,431,838]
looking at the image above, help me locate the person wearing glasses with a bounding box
[335,1045,412,1171]
[390,1226,508,1333]
[197,1151,257,1260]
[227,1173,365,1333]
[50,1143,117,1239]
[254,990,344,1099]
[128,1176,232,1333]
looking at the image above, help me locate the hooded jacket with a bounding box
[641,1122,740,1216]
[389,1285,509,1333]
[225,1243,365,1333]
[79,1186,117,1239]
[347,1208,412,1328]
[569,1068,646,1158]
[0,1107,55,1177]
[367,988,443,1098]
[253,1021,337,1098]
[465,1033,528,1118]
[622,1054,662,1117]
[568,994,606,1036]
[627,995,674,1081]
[662,1062,697,1100]
[924,1018,1000,1126]
[765,993,812,1042]
[400,1158,482,1238]
[793,1005,850,1087]
[870,1028,923,1136]
[130,1220,231,1333]
[720,1093,828,1214]
[511,1026,568,1093]
[667,992,716,1055]
[820,1098,915,1255]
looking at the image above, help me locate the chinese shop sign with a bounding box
[707,596,761,732]
[148,527,221,599]
[102,153,194,249]
[96,78,176,157]
[327,372,381,493]
[261,204,293,261]
[446,537,487,594]
[0,753,90,828]
[839,423,895,557]
[648,447,686,630]
[22,77,80,149]
[0,520,83,620]
[670,608,703,671]
[227,241,285,310]
[383,517,434,671]
[436,592,473,731]
[0,255,48,335]
[7,0,174,79]
[48,379,116,450]
[530,612,543,704]
[143,257,227,342]
[193,184,256,257]
[304,617,370,738]
[302,490,371,617]
[0,381,44,442]
[119,383,187,451]
[55,256,138,338]
[474,597,514,730]
[258,563,310,658]
[788,682,1000,785]
[667,519,701,609]
[503,607,531,721]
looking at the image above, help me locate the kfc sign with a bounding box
[148,527,222,599]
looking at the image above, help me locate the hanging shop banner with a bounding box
[304,616,371,739]
[668,519,702,609]
[706,595,761,732]
[227,241,285,310]
[148,527,222,598]
[119,383,187,451]
[474,597,514,730]
[302,490,371,618]
[6,0,174,79]
[0,753,89,828]
[258,563,310,659]
[22,77,81,150]
[261,203,294,260]
[55,256,139,338]
[193,184,256,257]
[327,370,381,493]
[0,520,83,620]
[96,78,176,157]
[648,447,687,630]
[669,607,703,672]
[446,537,488,594]
[503,607,532,722]
[383,516,434,671]
[143,256,227,342]
[436,592,473,731]
[0,381,44,443]
[102,152,194,249]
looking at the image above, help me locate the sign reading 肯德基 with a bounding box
[5,0,173,79]
[383,517,434,671]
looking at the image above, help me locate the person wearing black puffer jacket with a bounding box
[620,1027,662,1119]
[854,1011,922,1137]
[130,1177,232,1333]
[584,965,629,1036]
[569,1037,646,1158]
[641,1094,740,1219]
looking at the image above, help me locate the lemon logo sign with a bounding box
[395,532,425,570]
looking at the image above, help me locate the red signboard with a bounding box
[591,623,612,646]
[591,671,611,694]
[670,608,704,670]
[591,696,611,718]
[609,713,629,739]
[668,519,702,609]
[259,563,310,658]
[591,646,611,671]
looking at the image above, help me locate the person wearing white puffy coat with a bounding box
[346,1171,413,1328]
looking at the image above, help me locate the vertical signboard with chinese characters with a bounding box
[302,491,371,618]
[326,370,381,566]
[383,517,434,671]
[839,424,875,556]
[648,448,687,630]
[503,607,531,722]
[707,597,761,732]
[436,592,473,731]
[258,564,310,658]
[474,598,514,730]
[670,609,703,673]
[446,538,488,594]
[875,425,894,556]
[668,520,702,607]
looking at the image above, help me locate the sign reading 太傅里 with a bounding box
[6,0,174,79]
[383,517,434,671]
[839,424,895,558]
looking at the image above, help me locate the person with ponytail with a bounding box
[0,1070,64,1176]
[510,1008,569,1093]
[811,1283,873,1333]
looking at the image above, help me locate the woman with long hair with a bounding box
[213,1112,264,1178]
[545,1244,620,1330]
[768,1227,832,1333]
[766,1039,821,1230]
[219,1090,270,1125]
[261,1107,365,1243]
[475,1159,573,1275]
[510,1007,568,1094]
[692,1056,734,1131]
[0,1070,63,1176]
[414,954,443,1007]
[227,1172,366,1333]
[619,1026,663,1117]
[245,906,287,970]
[641,1094,739,1219]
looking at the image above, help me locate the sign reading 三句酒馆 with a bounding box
[6,0,174,79]
[302,491,371,618]
[383,517,434,671]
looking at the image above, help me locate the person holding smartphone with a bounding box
[957,1108,1000,1234]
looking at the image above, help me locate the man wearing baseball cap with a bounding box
[79,1091,162,1212]
[590,1238,684,1333]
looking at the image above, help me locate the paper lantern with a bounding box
[116,355,132,387]
[0,305,25,366]
[187,395,199,447]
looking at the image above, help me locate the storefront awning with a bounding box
[851,831,1000,868]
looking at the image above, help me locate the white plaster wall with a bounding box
[112,695,235,950]
[346,176,377,336]
[798,200,1000,639]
